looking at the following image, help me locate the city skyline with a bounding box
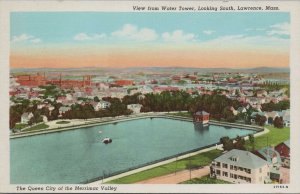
[11,12,290,69]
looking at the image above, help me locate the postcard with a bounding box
[0,0,300,193]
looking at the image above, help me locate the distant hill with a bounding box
[10,66,290,74]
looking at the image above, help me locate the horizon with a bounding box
[10,66,290,70]
[11,12,290,69]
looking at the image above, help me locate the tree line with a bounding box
[10,89,290,130]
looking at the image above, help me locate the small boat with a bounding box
[102,138,112,144]
[98,131,102,134]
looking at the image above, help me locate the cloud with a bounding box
[267,22,290,36]
[31,38,41,43]
[162,30,196,42]
[202,34,289,50]
[111,24,158,42]
[12,34,41,44]
[245,28,266,31]
[203,30,215,35]
[74,33,106,41]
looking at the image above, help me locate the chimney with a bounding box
[60,73,62,87]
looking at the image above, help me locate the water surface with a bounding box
[10,118,254,184]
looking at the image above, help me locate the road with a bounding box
[136,166,210,184]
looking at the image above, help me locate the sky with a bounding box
[10,12,290,69]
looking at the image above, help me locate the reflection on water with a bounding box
[193,122,209,135]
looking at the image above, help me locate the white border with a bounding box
[1,0,300,193]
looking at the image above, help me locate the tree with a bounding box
[234,136,246,150]
[255,114,266,126]
[94,96,100,102]
[223,108,236,123]
[28,117,34,126]
[220,136,234,151]
[273,116,284,128]
[248,134,255,151]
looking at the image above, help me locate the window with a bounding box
[222,171,228,177]
[246,169,251,174]
[216,170,221,175]
[216,162,221,167]
[230,165,233,170]
[234,174,237,179]
[222,163,228,168]
[230,173,234,178]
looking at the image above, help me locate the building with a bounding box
[278,110,290,127]
[210,149,270,184]
[153,86,179,94]
[127,104,142,114]
[59,106,71,116]
[21,112,34,124]
[16,73,93,88]
[254,147,282,182]
[237,107,247,114]
[47,75,92,88]
[193,111,209,124]
[114,80,134,86]
[91,101,111,111]
[16,73,47,87]
[275,140,290,168]
[265,111,280,124]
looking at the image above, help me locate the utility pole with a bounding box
[189,156,192,180]
[175,157,177,175]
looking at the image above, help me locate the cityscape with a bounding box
[9,12,290,185]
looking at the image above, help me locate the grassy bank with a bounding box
[23,123,49,132]
[108,125,289,184]
[108,149,222,184]
[56,121,71,124]
[182,175,230,184]
[245,126,290,150]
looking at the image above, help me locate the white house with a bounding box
[279,109,290,127]
[210,149,270,184]
[230,106,238,116]
[41,115,48,122]
[21,112,34,124]
[91,100,111,111]
[127,104,142,114]
[66,93,73,101]
[256,90,268,97]
[237,107,247,114]
[37,104,47,109]
[265,111,279,124]
[59,106,71,115]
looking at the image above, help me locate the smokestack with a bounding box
[60,73,62,87]
[83,76,85,88]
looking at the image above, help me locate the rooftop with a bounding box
[256,146,282,165]
[213,149,268,169]
[283,140,290,148]
[194,111,209,116]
